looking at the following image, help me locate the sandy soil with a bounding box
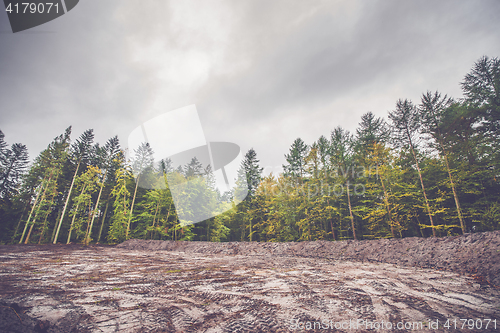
[0,232,499,332]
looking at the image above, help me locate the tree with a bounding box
[184,157,204,178]
[0,132,30,240]
[53,129,94,244]
[108,166,133,243]
[355,112,389,152]
[242,149,263,198]
[86,136,122,245]
[1,144,29,196]
[240,148,263,241]
[20,167,59,244]
[461,56,500,136]
[283,138,309,179]
[66,165,102,244]
[362,143,403,238]
[419,91,467,234]
[127,142,155,239]
[389,100,437,236]
[18,128,71,244]
[330,127,358,240]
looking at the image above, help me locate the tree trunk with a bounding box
[12,198,30,242]
[66,184,86,244]
[85,171,106,245]
[126,174,140,239]
[206,219,210,242]
[327,198,337,241]
[150,197,161,240]
[25,194,46,244]
[25,221,36,244]
[409,144,436,237]
[249,215,252,242]
[19,181,44,243]
[23,172,53,244]
[84,202,93,245]
[53,160,81,244]
[51,209,63,243]
[97,200,109,243]
[346,181,357,240]
[379,172,395,238]
[38,195,55,244]
[415,215,425,237]
[439,140,466,234]
[38,174,60,244]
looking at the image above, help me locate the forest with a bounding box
[0,56,499,244]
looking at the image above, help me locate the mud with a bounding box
[0,231,499,332]
[117,230,500,287]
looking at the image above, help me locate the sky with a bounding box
[1,0,500,176]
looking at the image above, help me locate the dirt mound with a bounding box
[118,230,500,286]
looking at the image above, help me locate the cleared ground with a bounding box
[0,233,499,332]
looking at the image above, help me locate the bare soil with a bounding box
[0,231,499,332]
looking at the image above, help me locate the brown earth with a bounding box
[0,231,499,332]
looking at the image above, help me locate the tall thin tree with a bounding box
[420,91,465,234]
[389,99,437,236]
[53,129,94,244]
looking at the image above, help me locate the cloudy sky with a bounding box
[1,0,500,175]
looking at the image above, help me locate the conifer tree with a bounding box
[283,138,309,179]
[53,129,94,243]
[419,92,466,234]
[461,56,500,137]
[86,136,122,245]
[127,142,155,239]
[330,127,358,240]
[18,128,70,244]
[0,143,29,200]
[108,166,133,243]
[389,100,437,236]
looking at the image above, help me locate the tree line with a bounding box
[0,56,499,244]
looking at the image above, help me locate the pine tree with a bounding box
[389,100,437,236]
[66,165,101,244]
[330,127,358,240]
[419,92,466,234]
[127,142,155,239]
[241,148,263,241]
[53,129,94,244]
[86,136,122,245]
[0,136,30,241]
[108,166,133,243]
[461,56,500,137]
[19,128,71,244]
[355,112,389,152]
[283,138,309,179]
[0,141,29,200]
[184,157,204,178]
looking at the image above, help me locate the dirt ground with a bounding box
[0,231,499,332]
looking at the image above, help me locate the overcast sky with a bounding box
[1,0,500,175]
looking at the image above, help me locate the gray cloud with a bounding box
[1,0,499,173]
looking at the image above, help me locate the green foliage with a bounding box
[108,166,132,243]
[1,56,500,244]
